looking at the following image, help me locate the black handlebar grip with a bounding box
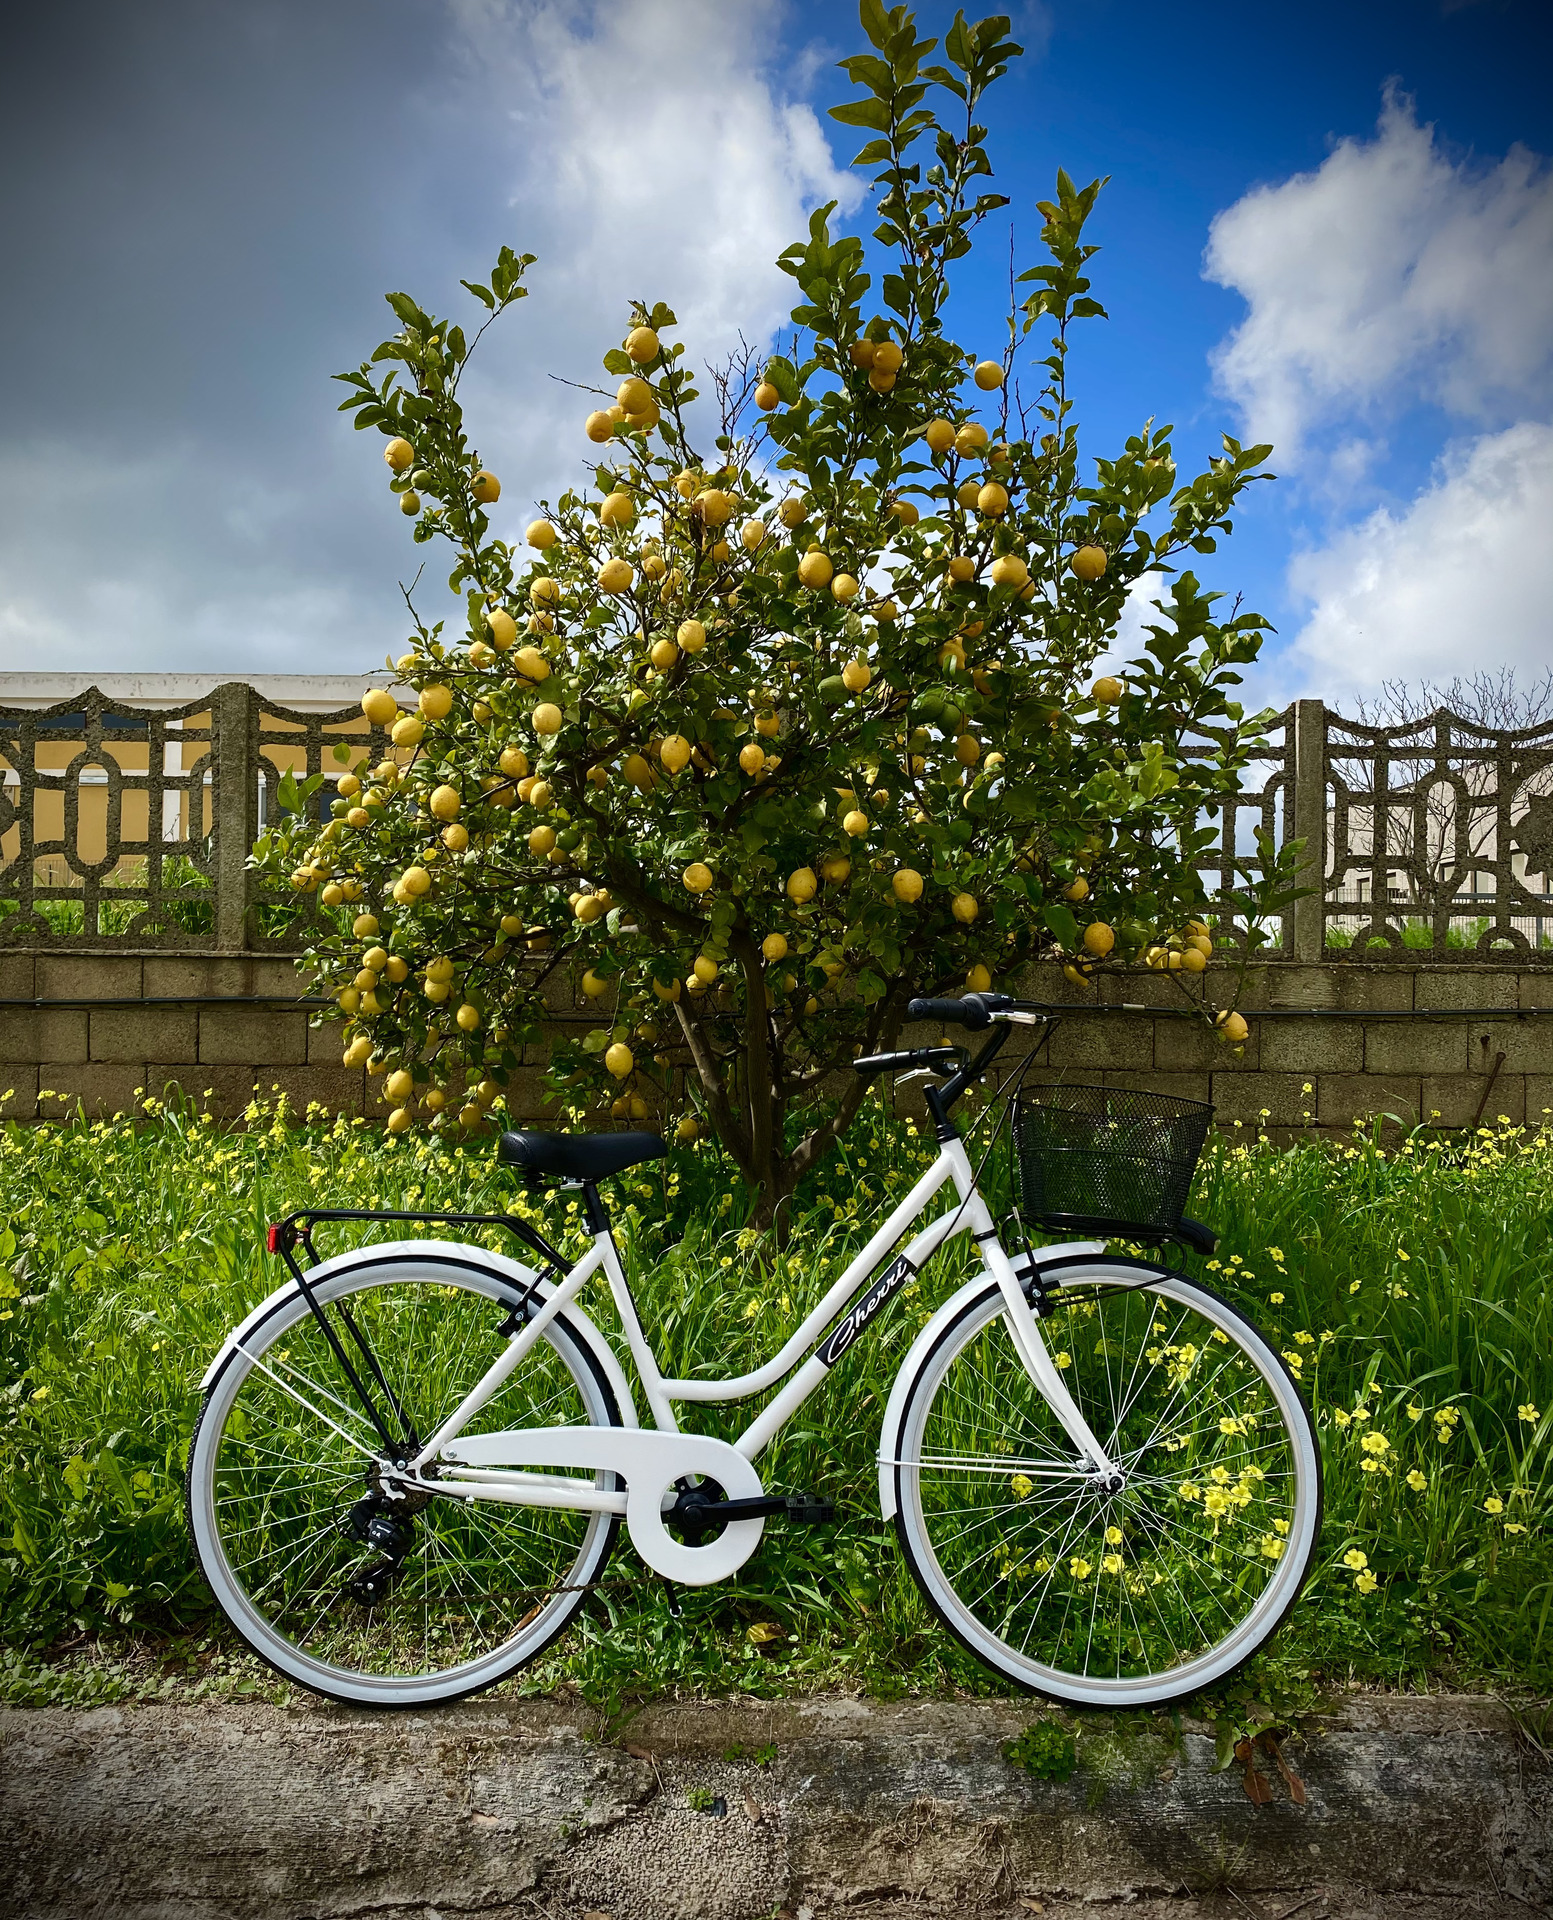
[907,994,992,1031]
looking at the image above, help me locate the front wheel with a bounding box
[187,1251,623,1706]
[892,1264,1321,1707]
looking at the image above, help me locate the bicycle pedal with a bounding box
[782,1494,836,1525]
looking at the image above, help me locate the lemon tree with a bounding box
[259,3,1291,1230]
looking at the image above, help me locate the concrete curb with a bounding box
[2,1693,1547,1919]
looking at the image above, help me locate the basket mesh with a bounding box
[1012,1084,1213,1236]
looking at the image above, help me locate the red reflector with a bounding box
[266,1224,281,1254]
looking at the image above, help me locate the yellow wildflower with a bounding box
[1406,1470,1427,1491]
[1355,1570,1378,1594]
[1484,1497,1504,1515]
[1343,1548,1368,1571]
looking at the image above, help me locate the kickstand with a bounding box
[657,1576,683,1619]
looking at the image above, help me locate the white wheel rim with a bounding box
[895,1272,1320,1706]
[189,1257,616,1705]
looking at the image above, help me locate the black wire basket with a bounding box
[1011,1084,1214,1238]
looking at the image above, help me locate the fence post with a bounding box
[1288,698,1327,965]
[210,681,258,952]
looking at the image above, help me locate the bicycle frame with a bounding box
[406,1129,1116,1490]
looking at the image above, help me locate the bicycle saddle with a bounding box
[497,1130,667,1181]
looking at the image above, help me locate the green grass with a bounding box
[1,1084,1549,1716]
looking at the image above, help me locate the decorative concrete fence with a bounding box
[2,676,1550,1132]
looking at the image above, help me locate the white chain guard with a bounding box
[438,1427,766,1585]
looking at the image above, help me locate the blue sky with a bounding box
[1,0,1547,708]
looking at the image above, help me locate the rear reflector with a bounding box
[266,1224,281,1254]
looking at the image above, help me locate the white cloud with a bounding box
[0,0,855,677]
[1205,89,1553,462]
[1284,420,1553,696]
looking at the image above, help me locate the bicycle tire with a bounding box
[891,1264,1321,1707]
[187,1249,622,1707]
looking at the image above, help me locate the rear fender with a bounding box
[198,1236,639,1428]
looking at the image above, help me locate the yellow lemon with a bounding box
[872,341,904,374]
[486,607,518,649]
[441,823,468,852]
[527,778,553,810]
[391,714,424,748]
[842,658,872,693]
[401,865,431,896]
[659,734,691,773]
[893,868,924,903]
[741,517,766,552]
[531,703,563,735]
[529,576,561,607]
[952,892,979,923]
[675,1114,699,1142]
[1092,675,1122,704]
[1065,876,1089,901]
[471,470,500,503]
[955,422,989,456]
[1071,545,1107,581]
[361,688,399,726]
[977,481,1009,518]
[514,644,550,682]
[762,932,788,963]
[966,963,992,992]
[528,824,556,856]
[622,752,654,791]
[526,519,557,549]
[889,498,920,526]
[868,366,896,392]
[738,742,766,776]
[352,912,379,938]
[598,557,634,593]
[604,1042,634,1079]
[1181,946,1207,973]
[696,487,735,527]
[585,410,614,443]
[682,862,713,894]
[678,618,707,653]
[831,573,860,603]
[786,866,817,903]
[582,969,609,998]
[778,496,808,528]
[956,479,981,508]
[625,325,659,362]
[988,553,1029,590]
[955,733,981,766]
[1083,921,1115,958]
[599,490,635,528]
[386,1107,413,1134]
[383,437,414,472]
[429,785,460,821]
[415,685,452,724]
[924,418,956,453]
[843,810,869,838]
[499,745,529,778]
[973,360,1004,390]
[1216,1010,1249,1044]
[821,853,851,883]
[798,549,834,589]
[754,381,780,410]
[849,340,877,368]
[456,1002,481,1031]
[385,1068,414,1101]
[398,491,421,516]
[616,376,652,413]
[343,1035,373,1067]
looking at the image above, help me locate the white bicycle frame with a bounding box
[383,1119,1119,1585]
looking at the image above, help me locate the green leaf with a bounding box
[829,97,893,131]
[1042,902,1079,949]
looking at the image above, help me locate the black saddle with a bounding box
[497,1129,668,1183]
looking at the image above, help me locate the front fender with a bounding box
[876,1240,1107,1520]
[198,1236,639,1428]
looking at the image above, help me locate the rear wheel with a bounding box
[892,1264,1321,1706]
[187,1253,621,1706]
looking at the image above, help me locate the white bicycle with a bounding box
[188,991,1321,1708]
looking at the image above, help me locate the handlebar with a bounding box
[906,992,1014,1032]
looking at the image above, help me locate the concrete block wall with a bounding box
[1,949,1549,1136]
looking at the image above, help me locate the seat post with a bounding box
[579,1182,610,1236]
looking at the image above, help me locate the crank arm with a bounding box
[692,1492,836,1524]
